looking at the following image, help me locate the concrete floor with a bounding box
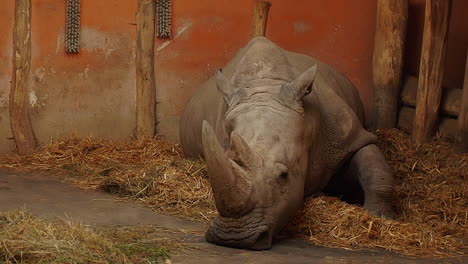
[0,171,464,264]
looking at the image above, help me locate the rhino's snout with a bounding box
[250,230,273,250]
[205,225,273,250]
[205,211,273,250]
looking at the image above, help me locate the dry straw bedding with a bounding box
[0,129,466,258]
[0,210,172,264]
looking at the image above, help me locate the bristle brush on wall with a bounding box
[156,0,172,38]
[66,0,80,53]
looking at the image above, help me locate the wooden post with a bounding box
[400,75,462,117]
[456,52,468,152]
[252,0,271,37]
[372,0,408,129]
[9,0,36,155]
[399,107,458,140]
[136,0,156,138]
[412,0,452,144]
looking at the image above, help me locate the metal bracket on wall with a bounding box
[156,0,172,38]
[66,0,80,53]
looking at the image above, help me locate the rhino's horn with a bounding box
[202,121,254,217]
[228,131,261,169]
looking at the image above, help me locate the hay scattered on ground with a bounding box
[0,210,171,263]
[0,137,216,221]
[0,130,466,258]
[286,129,467,257]
[287,196,465,258]
[376,129,467,240]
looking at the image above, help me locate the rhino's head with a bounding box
[203,65,318,250]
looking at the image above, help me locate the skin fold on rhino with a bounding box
[179,37,396,250]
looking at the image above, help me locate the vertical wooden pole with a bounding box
[456,52,468,152]
[136,0,156,138]
[412,0,452,144]
[372,0,408,129]
[10,0,36,155]
[252,0,271,38]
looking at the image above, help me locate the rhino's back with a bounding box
[281,51,365,124]
[282,50,376,195]
[232,37,367,124]
[180,38,372,162]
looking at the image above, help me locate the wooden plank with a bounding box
[400,75,462,117]
[9,0,36,155]
[412,0,452,143]
[372,0,408,128]
[456,52,468,152]
[251,0,271,37]
[399,107,457,140]
[136,0,156,138]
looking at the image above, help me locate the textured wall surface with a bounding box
[0,0,466,153]
[1,0,137,154]
[0,0,15,153]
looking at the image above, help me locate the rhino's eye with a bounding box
[275,163,289,180]
[224,122,233,133]
[279,172,289,179]
[224,117,237,133]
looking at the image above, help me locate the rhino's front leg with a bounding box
[349,144,396,219]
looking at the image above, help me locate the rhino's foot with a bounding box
[364,203,397,220]
[347,144,397,220]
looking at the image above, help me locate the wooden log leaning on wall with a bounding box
[372,0,408,129]
[401,75,462,117]
[412,0,452,144]
[252,0,271,37]
[399,107,457,140]
[136,0,156,138]
[456,53,468,152]
[398,75,461,140]
[10,0,37,155]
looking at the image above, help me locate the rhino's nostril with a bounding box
[250,230,272,250]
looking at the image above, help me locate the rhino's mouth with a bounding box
[205,209,273,250]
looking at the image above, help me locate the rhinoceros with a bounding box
[179,37,395,250]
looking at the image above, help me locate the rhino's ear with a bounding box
[283,64,318,100]
[216,69,234,102]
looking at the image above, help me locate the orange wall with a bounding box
[1,0,138,154]
[0,0,467,153]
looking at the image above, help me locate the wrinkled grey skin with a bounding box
[180,37,395,250]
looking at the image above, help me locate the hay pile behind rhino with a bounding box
[0,129,466,258]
